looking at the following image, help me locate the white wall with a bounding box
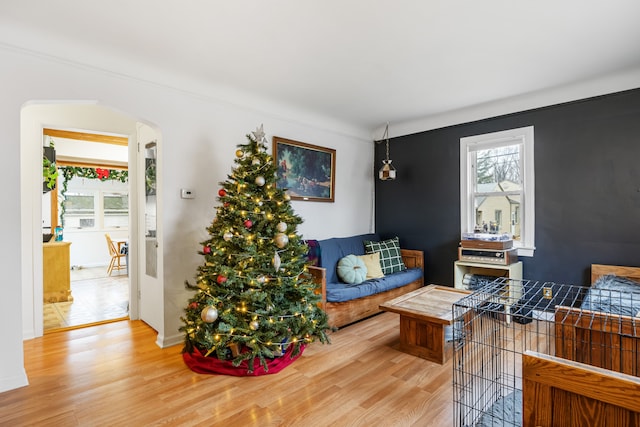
[0,46,373,393]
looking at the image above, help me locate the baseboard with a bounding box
[0,370,29,393]
[156,332,183,349]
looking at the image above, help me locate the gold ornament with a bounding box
[249,320,260,330]
[276,221,287,232]
[255,176,265,186]
[274,233,289,248]
[235,149,244,158]
[201,306,219,323]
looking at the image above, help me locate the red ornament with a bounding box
[189,302,199,309]
[218,189,227,197]
[203,246,211,254]
[244,219,253,229]
[216,275,227,284]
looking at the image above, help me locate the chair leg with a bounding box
[107,257,115,276]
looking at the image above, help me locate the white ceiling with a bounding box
[2,1,640,138]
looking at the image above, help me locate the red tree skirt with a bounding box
[183,344,305,376]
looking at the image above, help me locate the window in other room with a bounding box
[61,176,129,230]
[460,126,535,256]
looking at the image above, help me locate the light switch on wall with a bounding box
[180,189,195,199]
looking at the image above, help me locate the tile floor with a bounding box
[43,267,129,332]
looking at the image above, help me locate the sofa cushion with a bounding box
[317,233,379,284]
[325,268,423,303]
[337,255,368,285]
[357,252,384,279]
[364,236,406,275]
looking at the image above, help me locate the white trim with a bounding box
[460,126,535,256]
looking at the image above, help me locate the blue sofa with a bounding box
[307,233,424,328]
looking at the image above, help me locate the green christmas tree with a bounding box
[180,125,330,373]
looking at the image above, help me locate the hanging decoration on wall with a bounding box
[377,122,397,181]
[60,166,128,184]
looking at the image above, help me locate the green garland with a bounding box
[59,166,129,227]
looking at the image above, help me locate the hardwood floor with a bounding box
[1,312,454,426]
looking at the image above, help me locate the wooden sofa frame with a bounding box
[308,249,424,328]
[530,264,640,425]
[523,351,640,426]
[554,263,640,376]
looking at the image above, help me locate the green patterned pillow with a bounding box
[363,237,406,275]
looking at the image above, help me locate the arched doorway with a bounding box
[20,102,162,339]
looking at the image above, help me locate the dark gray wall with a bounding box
[375,88,640,286]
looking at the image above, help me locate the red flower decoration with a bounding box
[203,246,212,254]
[189,302,199,309]
[216,275,227,284]
[96,168,110,180]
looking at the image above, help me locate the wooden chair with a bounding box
[105,234,127,276]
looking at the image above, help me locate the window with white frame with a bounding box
[460,126,535,256]
[61,176,129,230]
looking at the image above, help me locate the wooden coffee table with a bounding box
[380,285,472,364]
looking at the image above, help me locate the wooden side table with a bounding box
[380,285,472,364]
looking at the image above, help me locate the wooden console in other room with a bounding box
[43,241,73,303]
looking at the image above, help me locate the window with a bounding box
[460,126,535,256]
[103,192,129,228]
[64,192,96,229]
[60,176,128,230]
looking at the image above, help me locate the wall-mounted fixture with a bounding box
[377,122,396,181]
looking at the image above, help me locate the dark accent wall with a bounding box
[375,88,640,286]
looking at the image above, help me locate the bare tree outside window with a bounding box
[475,146,521,185]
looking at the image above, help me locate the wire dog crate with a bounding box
[452,276,640,427]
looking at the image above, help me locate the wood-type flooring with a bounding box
[0,312,454,426]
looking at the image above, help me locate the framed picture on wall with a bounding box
[273,136,336,202]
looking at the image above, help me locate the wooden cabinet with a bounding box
[43,241,72,303]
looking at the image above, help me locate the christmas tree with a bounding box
[180,125,330,375]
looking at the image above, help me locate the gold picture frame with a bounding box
[273,136,336,202]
